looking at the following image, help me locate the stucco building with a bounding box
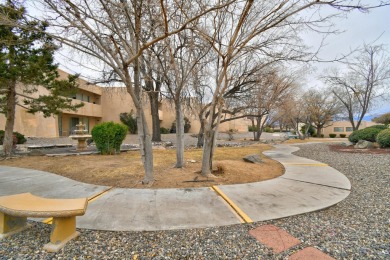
[321,120,378,137]
[0,70,251,137]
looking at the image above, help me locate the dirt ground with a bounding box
[0,144,285,189]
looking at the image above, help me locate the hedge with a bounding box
[329,133,336,138]
[91,122,127,155]
[376,129,390,148]
[339,134,346,138]
[348,127,383,143]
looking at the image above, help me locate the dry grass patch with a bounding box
[0,144,284,189]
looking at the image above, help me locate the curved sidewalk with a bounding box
[0,144,351,231]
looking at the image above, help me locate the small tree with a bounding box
[0,1,82,156]
[120,110,138,134]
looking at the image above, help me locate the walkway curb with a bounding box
[0,144,351,231]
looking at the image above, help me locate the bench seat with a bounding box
[0,193,88,252]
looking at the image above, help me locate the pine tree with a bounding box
[0,1,82,156]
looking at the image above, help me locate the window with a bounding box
[346,127,353,132]
[334,127,344,132]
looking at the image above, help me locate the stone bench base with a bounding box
[0,193,88,252]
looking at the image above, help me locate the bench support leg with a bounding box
[0,212,30,239]
[43,216,79,253]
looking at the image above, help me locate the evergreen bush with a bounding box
[339,134,346,138]
[367,125,388,130]
[348,127,383,143]
[264,126,274,133]
[376,129,390,148]
[248,125,258,132]
[160,127,169,134]
[119,110,137,134]
[301,125,316,136]
[91,122,127,155]
[0,130,26,144]
[329,133,336,138]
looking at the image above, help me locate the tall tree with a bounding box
[325,44,390,130]
[158,30,211,168]
[194,0,373,175]
[0,1,81,157]
[32,0,236,184]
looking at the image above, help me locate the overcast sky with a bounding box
[302,4,390,117]
[27,2,389,118]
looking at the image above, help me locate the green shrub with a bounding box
[264,126,274,133]
[376,129,390,148]
[348,127,383,143]
[0,130,27,144]
[160,127,169,134]
[248,125,258,132]
[329,133,336,138]
[367,124,388,130]
[301,124,316,136]
[119,110,137,134]
[339,134,346,138]
[320,134,324,138]
[91,122,127,155]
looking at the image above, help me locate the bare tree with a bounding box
[194,0,383,175]
[302,89,341,137]
[157,30,211,168]
[246,68,298,141]
[30,0,236,184]
[325,44,390,131]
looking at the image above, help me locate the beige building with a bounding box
[321,120,378,137]
[0,70,251,137]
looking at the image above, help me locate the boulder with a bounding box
[354,140,374,149]
[243,154,262,163]
[340,141,354,147]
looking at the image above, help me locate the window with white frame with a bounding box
[334,127,344,132]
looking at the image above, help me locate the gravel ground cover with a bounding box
[1,143,389,259]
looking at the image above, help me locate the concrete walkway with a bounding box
[0,144,351,231]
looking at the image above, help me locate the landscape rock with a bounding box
[354,140,374,149]
[340,141,354,147]
[243,154,262,163]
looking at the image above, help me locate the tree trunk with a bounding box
[148,91,161,142]
[254,116,262,141]
[197,113,205,148]
[201,127,214,176]
[197,127,204,148]
[136,106,154,184]
[175,101,185,168]
[250,118,255,140]
[3,81,16,157]
[316,125,322,137]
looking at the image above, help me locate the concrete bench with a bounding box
[0,193,88,252]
